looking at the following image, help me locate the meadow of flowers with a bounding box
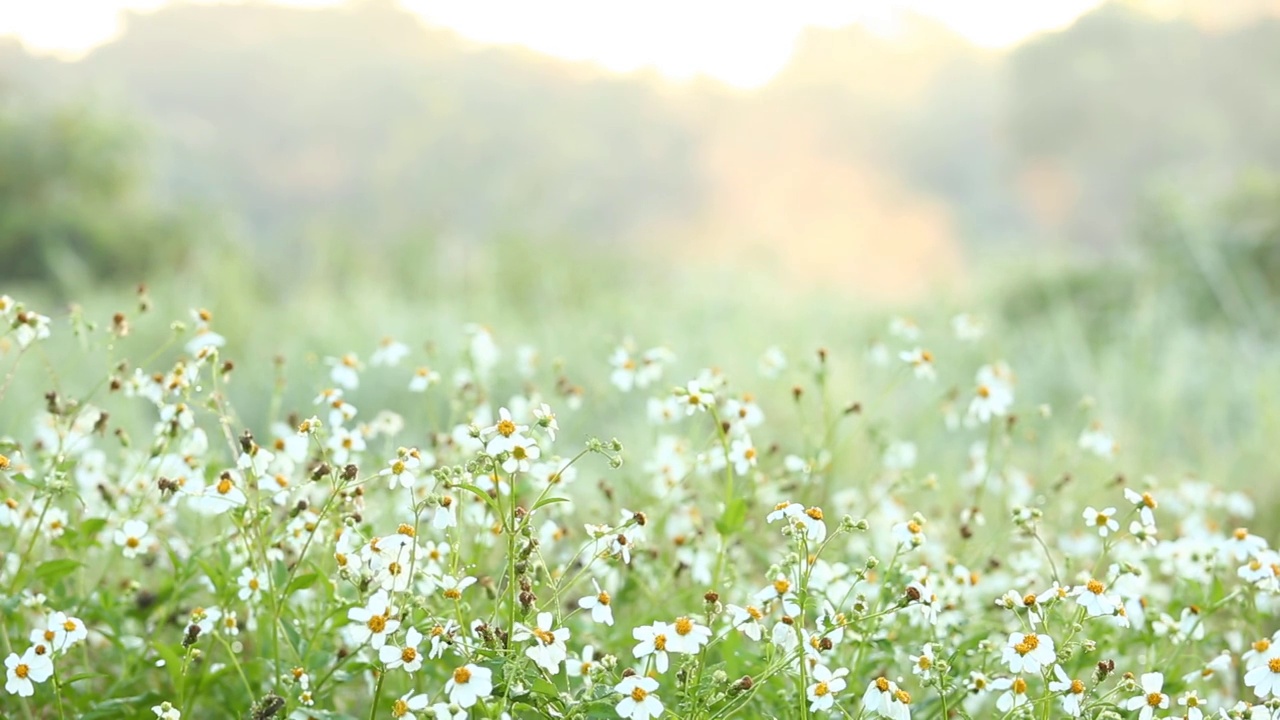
[0,288,1277,720]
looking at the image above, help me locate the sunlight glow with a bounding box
[0,0,1105,87]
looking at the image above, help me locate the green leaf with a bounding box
[715,497,748,536]
[34,558,82,583]
[286,571,321,595]
[531,495,570,512]
[456,482,503,519]
[61,671,111,686]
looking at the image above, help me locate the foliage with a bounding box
[0,100,201,290]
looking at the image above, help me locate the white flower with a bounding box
[680,380,714,414]
[371,338,410,367]
[114,519,152,559]
[666,616,711,654]
[532,403,559,441]
[899,347,935,381]
[614,676,663,720]
[4,647,53,697]
[726,604,766,642]
[30,612,87,653]
[632,622,673,673]
[807,665,849,712]
[390,690,430,719]
[1082,506,1119,536]
[1001,632,1055,674]
[379,453,421,490]
[967,363,1014,424]
[1123,672,1169,720]
[444,664,492,709]
[483,407,529,455]
[1245,657,1280,698]
[727,437,758,476]
[566,645,598,686]
[408,366,440,392]
[514,612,570,674]
[1079,424,1116,458]
[1071,578,1120,618]
[1224,527,1269,562]
[578,580,614,626]
[758,346,787,378]
[862,677,910,719]
[433,496,458,530]
[909,644,936,680]
[882,441,917,471]
[951,313,984,341]
[236,566,264,602]
[1048,665,1085,717]
[346,590,399,649]
[501,435,541,474]
[992,676,1029,713]
[438,574,476,601]
[1177,690,1205,720]
[379,628,425,673]
[326,353,362,389]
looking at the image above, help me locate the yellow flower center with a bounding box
[14,663,29,679]
[401,647,417,663]
[1146,693,1163,707]
[453,666,472,684]
[42,629,55,642]
[533,628,556,646]
[1255,639,1271,652]
[814,681,830,697]
[1094,512,1109,525]
[126,537,140,549]
[1021,633,1039,650]
[747,605,763,620]
[917,656,932,670]
[217,477,233,495]
[773,578,791,595]
[806,507,823,520]
[1012,678,1027,694]
[907,521,922,534]
[513,445,528,460]
[1270,658,1280,673]
[653,634,667,651]
[875,677,890,692]
[1086,579,1105,594]
[631,687,648,701]
[367,616,387,633]
[1070,679,1084,694]
[598,591,611,605]
[392,460,405,475]
[443,588,461,600]
[977,385,991,398]
[392,699,409,717]
[1235,528,1249,540]
[1186,696,1200,707]
[496,419,517,437]
[675,617,694,636]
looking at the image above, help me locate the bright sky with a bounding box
[0,0,1104,87]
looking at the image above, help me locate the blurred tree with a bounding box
[0,100,197,289]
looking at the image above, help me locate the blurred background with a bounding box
[2,0,1280,503]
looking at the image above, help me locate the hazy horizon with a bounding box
[2,0,1109,87]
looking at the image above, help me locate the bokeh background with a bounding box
[2,0,1279,513]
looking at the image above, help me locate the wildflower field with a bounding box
[1,256,1278,720]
